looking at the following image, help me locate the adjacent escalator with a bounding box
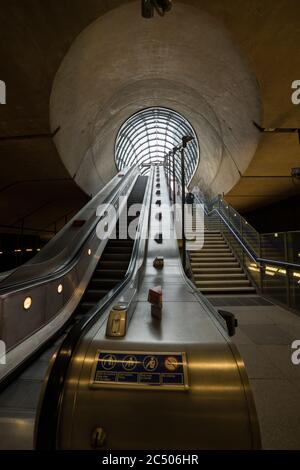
[0,174,148,450]
[75,175,148,316]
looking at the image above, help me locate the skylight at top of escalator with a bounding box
[115,107,199,183]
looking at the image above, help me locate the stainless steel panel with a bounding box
[45,279,65,322]
[56,166,260,450]
[3,286,46,350]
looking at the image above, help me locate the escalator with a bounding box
[0,173,149,450]
[76,176,148,315]
[33,164,260,450]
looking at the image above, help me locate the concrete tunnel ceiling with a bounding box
[50,1,262,197]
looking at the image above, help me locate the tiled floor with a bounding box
[214,299,300,449]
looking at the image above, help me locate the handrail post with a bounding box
[218,195,222,232]
[284,232,291,307]
[169,155,172,201]
[181,147,186,273]
[172,153,176,205]
[241,215,244,265]
[259,233,264,294]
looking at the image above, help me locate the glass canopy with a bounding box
[115,107,199,183]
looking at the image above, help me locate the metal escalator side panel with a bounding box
[0,166,138,291]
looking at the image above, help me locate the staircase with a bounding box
[187,210,256,295]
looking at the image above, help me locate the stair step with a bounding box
[198,286,256,294]
[203,233,223,237]
[191,261,239,267]
[194,274,247,280]
[195,280,251,287]
[203,241,227,245]
[192,267,243,274]
[197,248,230,253]
[191,254,235,264]
[191,253,235,258]
[201,246,228,250]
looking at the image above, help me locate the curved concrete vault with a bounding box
[50,1,262,197]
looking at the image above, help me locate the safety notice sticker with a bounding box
[91,350,188,390]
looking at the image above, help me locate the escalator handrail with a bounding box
[35,169,154,450]
[197,195,300,270]
[0,166,139,295]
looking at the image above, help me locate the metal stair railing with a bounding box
[197,193,300,312]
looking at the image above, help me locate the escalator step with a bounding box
[101,253,131,261]
[78,302,97,314]
[90,278,122,288]
[104,246,133,254]
[94,269,127,278]
[96,261,129,269]
[84,289,109,301]
[77,175,147,315]
[106,240,134,246]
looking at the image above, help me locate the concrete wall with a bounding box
[50,1,262,197]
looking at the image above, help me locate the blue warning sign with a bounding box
[92,351,187,389]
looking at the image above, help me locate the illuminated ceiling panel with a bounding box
[115,107,199,183]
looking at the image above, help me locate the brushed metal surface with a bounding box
[57,166,260,450]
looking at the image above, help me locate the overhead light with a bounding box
[141,0,172,18]
[182,135,195,148]
[88,249,92,256]
[291,167,300,179]
[141,0,154,17]
[57,284,63,294]
[274,233,278,238]
[14,249,21,253]
[26,249,33,252]
[23,297,32,310]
